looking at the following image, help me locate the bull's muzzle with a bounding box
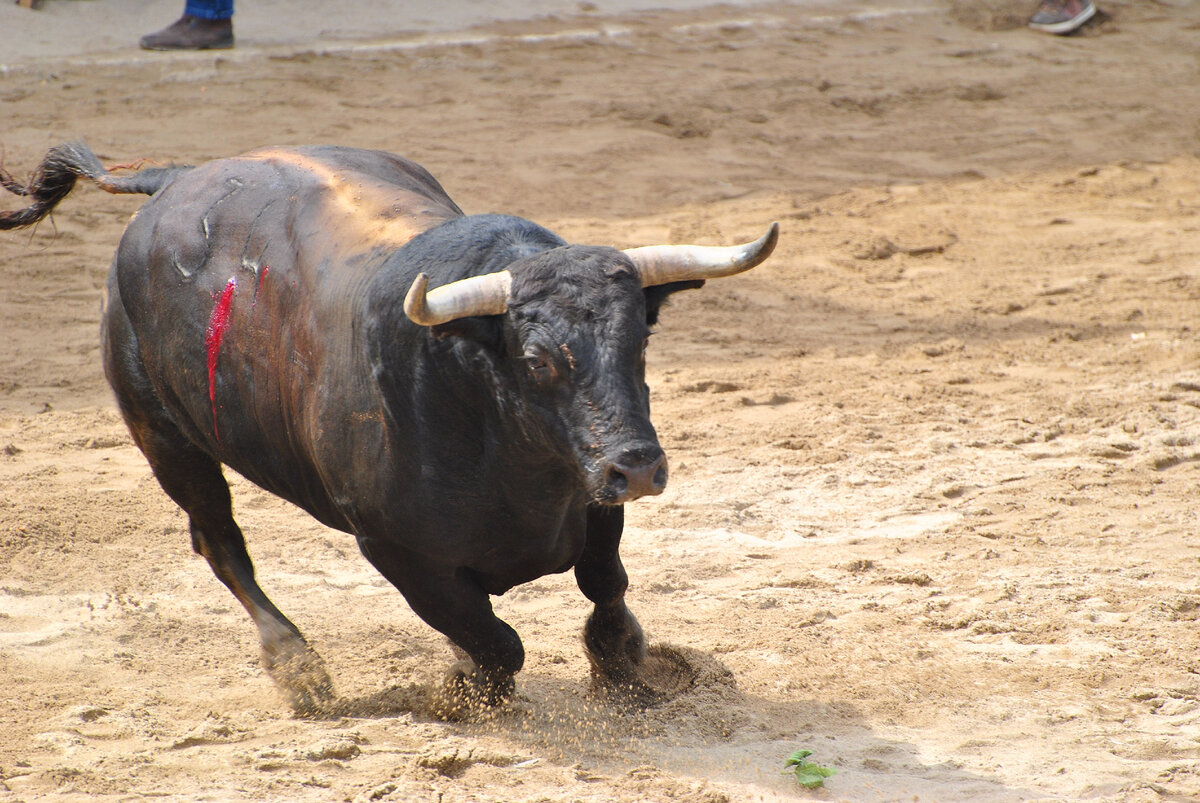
[602,444,668,504]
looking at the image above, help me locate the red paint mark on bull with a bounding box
[253,265,270,308]
[206,277,237,444]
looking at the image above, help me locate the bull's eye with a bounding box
[524,352,557,383]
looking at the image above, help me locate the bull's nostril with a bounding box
[607,468,629,496]
[652,465,668,489]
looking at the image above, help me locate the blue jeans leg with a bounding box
[184,0,234,20]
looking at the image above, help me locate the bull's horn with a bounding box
[622,222,779,287]
[404,270,512,326]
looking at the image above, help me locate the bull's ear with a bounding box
[430,315,503,350]
[644,279,705,326]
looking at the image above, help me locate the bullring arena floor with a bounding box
[3,1,1200,800]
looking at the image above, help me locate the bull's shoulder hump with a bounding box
[231,146,457,205]
[226,146,464,247]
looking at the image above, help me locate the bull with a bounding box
[0,143,777,715]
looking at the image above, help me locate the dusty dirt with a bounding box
[4,1,1200,800]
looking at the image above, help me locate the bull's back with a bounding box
[110,147,462,527]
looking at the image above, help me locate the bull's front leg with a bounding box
[357,539,524,720]
[575,505,659,704]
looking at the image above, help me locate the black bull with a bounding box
[0,143,777,715]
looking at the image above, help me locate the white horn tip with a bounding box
[748,222,780,268]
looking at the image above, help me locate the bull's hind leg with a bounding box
[103,298,333,715]
[120,404,335,713]
[575,505,657,703]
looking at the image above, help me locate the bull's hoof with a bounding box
[428,660,514,721]
[262,642,336,717]
[582,606,648,684]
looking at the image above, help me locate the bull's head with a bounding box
[404,224,778,505]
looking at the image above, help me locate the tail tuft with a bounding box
[0,142,191,231]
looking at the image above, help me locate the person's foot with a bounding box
[1029,0,1096,35]
[140,15,234,50]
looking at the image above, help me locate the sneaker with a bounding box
[140,15,234,51]
[1029,0,1096,34]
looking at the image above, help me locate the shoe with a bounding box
[1029,0,1096,34]
[140,15,234,50]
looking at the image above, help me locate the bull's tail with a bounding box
[0,141,191,230]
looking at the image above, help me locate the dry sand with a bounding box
[3,1,1200,800]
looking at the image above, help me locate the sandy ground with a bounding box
[4,1,1200,800]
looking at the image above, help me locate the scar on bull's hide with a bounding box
[201,177,245,243]
[172,254,194,280]
[239,198,278,276]
[205,276,238,444]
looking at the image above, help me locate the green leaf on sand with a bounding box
[784,748,837,789]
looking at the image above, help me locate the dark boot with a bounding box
[140,15,234,51]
